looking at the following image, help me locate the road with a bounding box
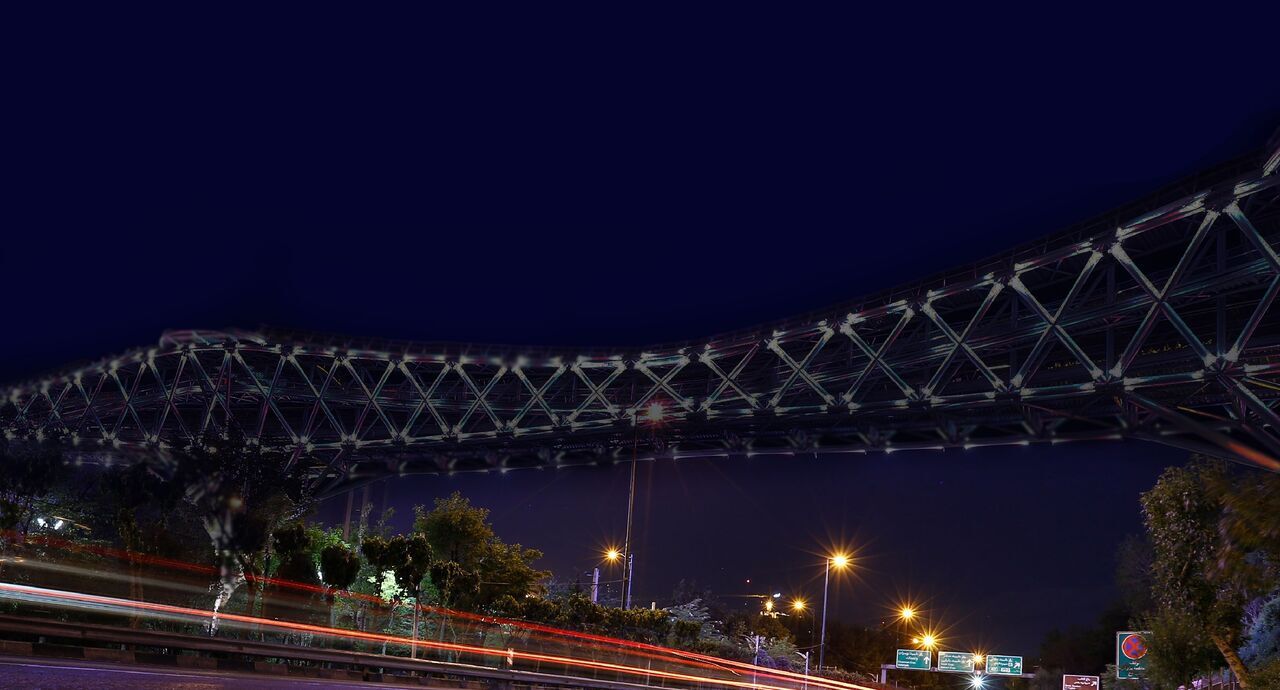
[0,655,432,689]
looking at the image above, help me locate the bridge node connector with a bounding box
[1203,186,1238,213]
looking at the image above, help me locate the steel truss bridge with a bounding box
[5,137,1280,494]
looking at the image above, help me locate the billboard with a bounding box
[1063,675,1100,690]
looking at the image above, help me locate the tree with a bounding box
[310,531,362,630]
[1115,534,1155,617]
[319,543,362,595]
[1240,594,1280,670]
[170,430,310,632]
[414,492,547,611]
[362,533,432,657]
[1036,604,1129,676]
[260,522,322,628]
[1214,468,1280,570]
[100,462,207,625]
[1143,605,1222,688]
[1141,460,1254,685]
[0,434,68,542]
[666,598,716,647]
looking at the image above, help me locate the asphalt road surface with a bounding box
[0,655,433,689]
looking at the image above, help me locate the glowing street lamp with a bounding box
[972,653,984,665]
[969,675,986,689]
[890,605,917,647]
[817,552,851,671]
[791,598,806,613]
[602,547,635,609]
[920,634,937,649]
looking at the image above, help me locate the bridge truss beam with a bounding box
[4,140,1280,494]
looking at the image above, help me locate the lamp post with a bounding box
[794,650,810,690]
[817,553,850,671]
[791,598,812,646]
[621,401,664,610]
[602,548,635,608]
[896,606,915,647]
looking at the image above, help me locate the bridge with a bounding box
[4,137,1279,494]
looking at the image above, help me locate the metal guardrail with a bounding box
[0,613,689,690]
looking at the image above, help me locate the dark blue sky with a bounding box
[5,7,1280,658]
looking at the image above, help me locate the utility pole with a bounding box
[625,552,634,609]
[621,424,638,609]
[795,651,810,690]
[818,558,831,670]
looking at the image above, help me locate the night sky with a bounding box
[6,7,1280,660]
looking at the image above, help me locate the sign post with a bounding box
[894,649,931,670]
[937,651,975,673]
[1063,675,1100,690]
[1116,631,1151,679]
[985,654,1023,675]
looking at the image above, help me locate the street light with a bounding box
[794,650,811,690]
[969,675,985,689]
[791,598,806,613]
[920,634,937,649]
[891,605,916,647]
[603,548,631,608]
[972,653,984,665]
[620,401,665,610]
[817,552,851,671]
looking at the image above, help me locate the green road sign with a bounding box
[1116,631,1151,679]
[895,649,931,670]
[986,654,1023,675]
[937,651,975,672]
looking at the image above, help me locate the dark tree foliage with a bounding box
[0,434,67,538]
[173,430,311,589]
[362,533,433,603]
[1115,533,1155,618]
[319,543,362,595]
[500,593,679,646]
[820,620,895,678]
[362,532,433,654]
[1141,459,1264,686]
[263,522,321,623]
[1036,604,1130,676]
[272,523,316,583]
[413,492,548,611]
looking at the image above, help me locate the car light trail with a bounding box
[2,533,877,690]
[0,582,877,690]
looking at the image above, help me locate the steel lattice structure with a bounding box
[5,138,1280,494]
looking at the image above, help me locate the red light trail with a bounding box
[3,532,876,690]
[0,582,876,690]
